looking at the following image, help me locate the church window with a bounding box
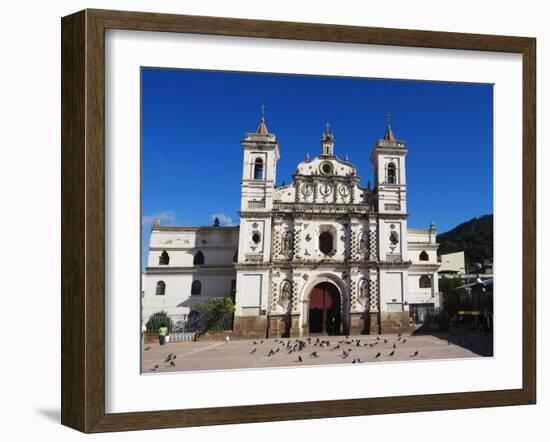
[281,231,293,252]
[320,161,333,175]
[191,280,202,295]
[319,231,333,255]
[155,280,166,296]
[386,162,397,184]
[193,250,205,265]
[419,275,432,288]
[158,250,170,265]
[252,231,261,244]
[419,251,429,261]
[253,158,264,180]
[389,231,399,245]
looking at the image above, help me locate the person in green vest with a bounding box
[158,323,168,346]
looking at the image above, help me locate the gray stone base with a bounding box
[349,311,380,335]
[380,311,413,334]
[232,316,268,339]
[267,314,300,338]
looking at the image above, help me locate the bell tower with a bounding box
[234,108,279,333]
[370,115,408,215]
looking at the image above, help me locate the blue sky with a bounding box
[141,68,493,270]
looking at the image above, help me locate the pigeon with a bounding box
[393,343,397,349]
[267,349,275,357]
[376,336,380,341]
[225,336,230,343]
[352,358,357,364]
[375,352,381,359]
[384,339,388,344]
[342,350,349,359]
[151,364,159,372]
[260,340,264,344]
[411,351,419,357]
[172,355,177,360]
[170,360,176,367]
[298,355,302,363]
[275,348,280,353]
[310,351,319,358]
[253,340,258,345]
[402,339,407,344]
[144,346,151,351]
[388,350,395,357]
[398,332,402,337]
[333,344,340,350]
[357,358,363,363]
[249,348,257,354]
[356,341,361,347]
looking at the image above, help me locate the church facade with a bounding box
[142,116,440,336]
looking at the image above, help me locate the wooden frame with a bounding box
[61,8,536,433]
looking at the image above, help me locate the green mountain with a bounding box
[436,214,493,268]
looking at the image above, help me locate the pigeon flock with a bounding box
[145,331,486,372]
[242,335,421,365]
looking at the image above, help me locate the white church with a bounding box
[142,115,440,337]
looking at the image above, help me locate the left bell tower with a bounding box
[234,108,280,336]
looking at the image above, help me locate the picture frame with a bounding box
[61,8,536,433]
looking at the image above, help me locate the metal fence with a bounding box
[165,312,235,342]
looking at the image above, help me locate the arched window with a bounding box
[280,281,292,302]
[253,158,264,180]
[386,162,397,184]
[419,251,429,261]
[193,251,205,265]
[158,250,170,265]
[191,280,202,295]
[419,275,432,288]
[155,280,166,296]
[319,231,333,255]
[281,231,293,252]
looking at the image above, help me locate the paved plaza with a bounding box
[141,331,493,374]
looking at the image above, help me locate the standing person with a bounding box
[141,321,147,351]
[159,323,168,346]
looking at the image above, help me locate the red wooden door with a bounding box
[309,283,340,334]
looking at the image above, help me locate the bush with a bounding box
[194,297,235,331]
[146,311,173,333]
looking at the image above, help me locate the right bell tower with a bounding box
[370,116,408,216]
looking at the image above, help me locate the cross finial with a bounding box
[260,104,267,120]
[325,122,331,134]
[386,113,391,126]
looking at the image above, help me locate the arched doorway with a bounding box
[309,282,341,335]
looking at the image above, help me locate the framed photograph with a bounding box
[61,9,536,433]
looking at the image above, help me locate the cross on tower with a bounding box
[260,104,267,119]
[325,122,331,133]
[386,113,391,126]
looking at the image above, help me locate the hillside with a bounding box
[436,214,493,268]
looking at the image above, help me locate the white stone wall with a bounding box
[142,272,236,320]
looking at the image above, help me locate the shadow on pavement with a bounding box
[413,329,493,357]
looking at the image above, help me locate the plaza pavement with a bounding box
[141,331,493,374]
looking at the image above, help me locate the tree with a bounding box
[194,296,236,331]
[439,277,468,318]
[146,310,173,333]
